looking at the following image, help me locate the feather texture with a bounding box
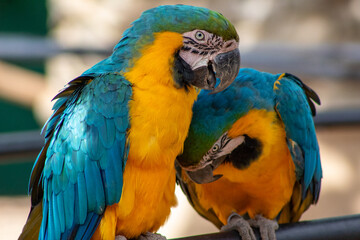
[274,73,322,202]
[20,74,131,240]
[20,4,240,240]
[177,68,322,227]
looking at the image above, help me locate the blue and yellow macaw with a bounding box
[176,68,322,240]
[19,5,240,240]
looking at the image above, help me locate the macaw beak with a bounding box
[191,48,240,93]
[185,155,227,184]
[211,48,241,94]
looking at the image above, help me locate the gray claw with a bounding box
[137,232,167,240]
[115,235,127,240]
[247,215,279,240]
[221,212,256,240]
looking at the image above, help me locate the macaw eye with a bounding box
[195,31,205,41]
[212,144,219,152]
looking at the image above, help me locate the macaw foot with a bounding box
[247,214,279,240]
[220,212,256,240]
[115,235,127,240]
[137,232,167,240]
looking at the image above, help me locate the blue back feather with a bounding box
[29,74,131,240]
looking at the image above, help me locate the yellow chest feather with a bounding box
[194,110,296,224]
[92,32,198,239]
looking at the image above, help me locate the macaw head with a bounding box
[177,69,281,183]
[178,109,279,184]
[115,5,241,93]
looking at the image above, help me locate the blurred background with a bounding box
[0,0,359,239]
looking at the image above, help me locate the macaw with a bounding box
[19,5,240,240]
[176,68,322,240]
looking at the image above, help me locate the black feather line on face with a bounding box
[183,35,223,55]
[183,36,208,48]
[182,46,191,52]
[220,134,231,149]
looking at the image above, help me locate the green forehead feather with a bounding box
[132,5,239,41]
[111,5,238,75]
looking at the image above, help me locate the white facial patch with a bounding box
[211,132,245,157]
[219,135,245,156]
[180,29,223,69]
[201,131,245,165]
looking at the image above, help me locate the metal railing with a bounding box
[172,214,360,240]
[0,130,43,161]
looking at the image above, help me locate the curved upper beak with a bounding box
[185,155,227,184]
[190,48,240,93]
[211,48,241,94]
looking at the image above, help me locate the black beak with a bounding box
[211,48,241,94]
[185,155,227,184]
[189,48,240,93]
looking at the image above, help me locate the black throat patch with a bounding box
[224,134,263,170]
[173,51,194,90]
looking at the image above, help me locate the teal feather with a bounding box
[73,150,85,172]
[52,172,67,194]
[51,193,61,240]
[48,198,55,240]
[80,138,88,154]
[274,73,322,200]
[70,133,81,151]
[103,168,117,204]
[52,97,67,111]
[99,118,116,148]
[86,109,105,128]
[77,173,88,224]
[85,126,102,160]
[73,213,101,240]
[59,125,70,140]
[39,200,47,238]
[65,154,77,184]
[84,159,96,212]
[63,183,75,229]
[99,151,109,170]
[56,191,65,233]
[53,138,65,156]
[114,116,128,132]
[108,141,125,201]
[84,159,104,214]
[42,162,51,183]
[50,153,63,176]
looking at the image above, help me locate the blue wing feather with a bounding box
[56,191,65,233]
[28,73,132,240]
[73,213,102,240]
[274,73,322,202]
[51,192,61,240]
[77,173,88,224]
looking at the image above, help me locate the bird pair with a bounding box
[19,4,321,240]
